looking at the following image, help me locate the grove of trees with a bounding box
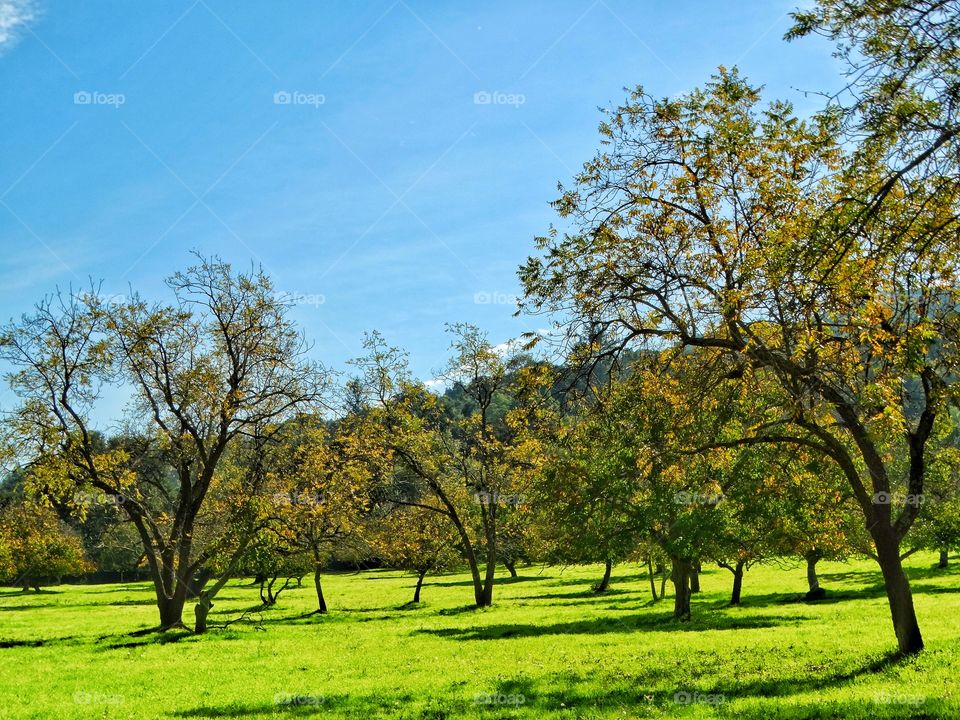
[1,0,959,660]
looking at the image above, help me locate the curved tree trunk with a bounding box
[413,570,426,603]
[313,564,328,614]
[873,527,923,655]
[671,556,692,621]
[594,559,613,593]
[504,560,518,578]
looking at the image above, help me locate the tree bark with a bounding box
[806,550,824,600]
[594,559,613,593]
[194,596,211,634]
[689,560,701,593]
[313,564,328,614]
[504,560,518,578]
[413,570,426,603]
[671,556,692,621]
[939,548,949,568]
[730,560,745,605]
[873,527,924,655]
[647,557,658,600]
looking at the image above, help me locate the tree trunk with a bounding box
[504,560,518,578]
[659,566,668,600]
[594,559,613,593]
[806,550,821,594]
[413,570,426,603]
[671,557,692,621]
[194,595,212,634]
[873,527,924,655]
[939,548,949,568]
[689,561,701,593]
[158,592,186,630]
[479,554,495,607]
[730,560,745,605]
[647,557,658,600]
[313,564,327,614]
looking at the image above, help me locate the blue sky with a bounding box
[0,0,839,411]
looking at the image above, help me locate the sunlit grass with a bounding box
[0,553,958,718]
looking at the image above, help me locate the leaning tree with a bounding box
[520,69,960,654]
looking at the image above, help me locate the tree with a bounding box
[367,504,461,603]
[0,501,91,590]
[354,326,551,608]
[520,69,960,654]
[1,256,327,630]
[269,417,377,615]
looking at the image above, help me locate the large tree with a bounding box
[520,69,960,654]
[1,256,327,630]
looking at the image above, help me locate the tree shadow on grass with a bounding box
[168,654,950,720]
[414,611,802,640]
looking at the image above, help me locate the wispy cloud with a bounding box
[0,0,36,50]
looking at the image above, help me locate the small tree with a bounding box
[0,501,92,590]
[368,504,461,603]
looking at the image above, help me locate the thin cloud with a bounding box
[0,0,36,50]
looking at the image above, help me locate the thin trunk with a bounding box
[646,557,658,601]
[659,565,668,600]
[689,561,701,594]
[671,556,692,621]
[413,570,426,603]
[594,559,613,593]
[939,548,949,568]
[873,527,924,655]
[313,564,327,614]
[730,560,745,605]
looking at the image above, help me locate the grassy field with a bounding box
[0,554,958,719]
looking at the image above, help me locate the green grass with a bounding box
[1,554,959,719]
